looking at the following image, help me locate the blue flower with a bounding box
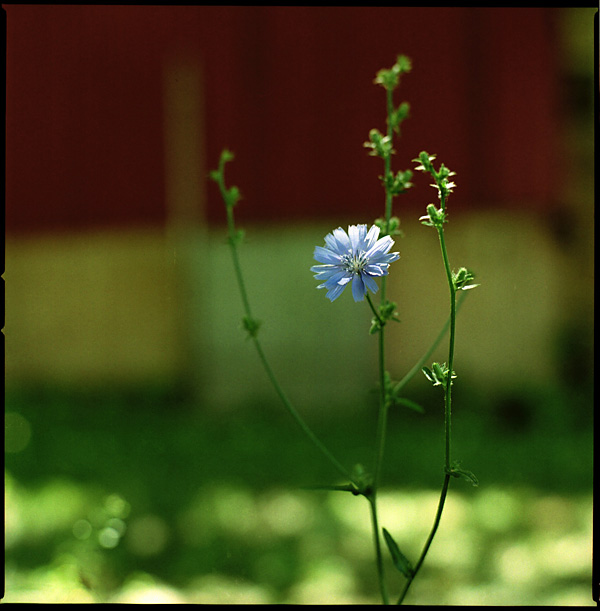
[311,224,400,302]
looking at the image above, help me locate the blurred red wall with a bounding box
[5,6,562,234]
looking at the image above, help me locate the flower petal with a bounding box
[364,235,394,259]
[324,231,348,255]
[322,270,352,290]
[365,263,388,277]
[348,224,368,254]
[326,282,348,302]
[367,249,400,266]
[362,273,379,294]
[365,224,381,250]
[314,245,342,265]
[312,223,399,303]
[313,269,339,281]
[332,227,351,253]
[351,275,366,301]
[379,252,400,264]
[310,263,336,272]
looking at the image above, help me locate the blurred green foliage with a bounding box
[4,381,594,604]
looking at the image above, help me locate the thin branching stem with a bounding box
[392,291,466,397]
[380,86,395,304]
[397,473,451,604]
[214,157,353,484]
[369,492,390,605]
[366,82,400,606]
[397,191,457,604]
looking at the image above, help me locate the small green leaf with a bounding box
[227,229,245,246]
[382,528,413,578]
[386,216,403,236]
[414,151,436,172]
[423,362,455,389]
[242,315,261,338]
[449,467,479,487]
[390,102,410,134]
[452,267,478,291]
[350,463,373,495]
[220,149,235,163]
[395,54,412,74]
[379,300,399,323]
[226,185,241,207]
[369,318,382,335]
[447,461,479,487]
[364,129,394,158]
[374,68,398,91]
[432,362,449,385]
[374,217,387,233]
[421,366,436,385]
[374,216,403,238]
[393,397,425,414]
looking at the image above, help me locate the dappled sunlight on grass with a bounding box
[4,559,97,604]
[112,573,187,604]
[395,486,593,606]
[4,470,593,605]
[4,380,594,604]
[286,556,363,604]
[186,573,275,604]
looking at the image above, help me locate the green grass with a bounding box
[4,383,595,604]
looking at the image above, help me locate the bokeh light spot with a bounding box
[72,519,92,541]
[98,526,121,549]
[126,514,169,557]
[496,542,537,585]
[258,490,314,536]
[104,493,131,519]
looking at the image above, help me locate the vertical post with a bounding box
[162,55,207,402]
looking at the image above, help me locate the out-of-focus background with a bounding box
[3,6,595,604]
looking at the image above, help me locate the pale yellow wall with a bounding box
[385,209,593,391]
[4,209,593,411]
[4,228,184,386]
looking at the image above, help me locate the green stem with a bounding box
[396,474,451,604]
[366,292,384,329]
[398,196,457,605]
[392,291,466,397]
[372,319,388,492]
[369,493,389,605]
[381,87,395,303]
[436,219,456,471]
[216,163,352,484]
[370,330,389,605]
[250,336,351,482]
[366,86,397,605]
[366,292,390,604]
[384,87,395,222]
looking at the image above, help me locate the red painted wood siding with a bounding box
[5,6,562,234]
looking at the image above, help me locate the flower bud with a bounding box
[427,203,438,223]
